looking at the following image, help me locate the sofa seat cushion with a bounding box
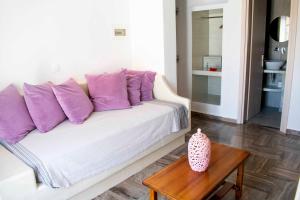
[1,100,188,188]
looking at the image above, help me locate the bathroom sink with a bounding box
[265,60,286,70]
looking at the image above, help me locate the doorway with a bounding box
[243,0,292,129]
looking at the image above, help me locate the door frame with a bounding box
[242,0,267,121]
[237,0,299,133]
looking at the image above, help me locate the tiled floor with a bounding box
[249,107,282,129]
[95,113,300,200]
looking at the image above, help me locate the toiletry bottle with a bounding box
[205,63,209,71]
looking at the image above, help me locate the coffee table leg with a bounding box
[149,188,158,200]
[235,162,244,200]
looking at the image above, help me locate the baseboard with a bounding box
[192,112,237,124]
[287,129,300,136]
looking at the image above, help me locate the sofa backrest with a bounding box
[79,83,89,96]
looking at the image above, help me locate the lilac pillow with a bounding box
[126,74,142,106]
[126,70,156,101]
[52,79,94,124]
[0,85,35,144]
[85,70,130,111]
[23,82,66,133]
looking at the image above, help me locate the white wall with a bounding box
[0,0,177,93]
[129,0,165,73]
[220,0,243,120]
[0,0,132,90]
[188,0,228,7]
[287,1,300,131]
[163,0,177,92]
[129,0,177,91]
[176,0,189,97]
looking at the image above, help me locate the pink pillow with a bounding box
[126,74,142,106]
[23,82,66,133]
[0,85,35,144]
[85,70,130,111]
[52,79,94,124]
[126,70,156,101]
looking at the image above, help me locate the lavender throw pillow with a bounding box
[85,70,130,111]
[52,79,94,124]
[126,74,142,106]
[126,70,156,101]
[23,82,66,133]
[0,85,35,144]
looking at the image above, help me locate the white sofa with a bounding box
[0,75,191,200]
[295,178,300,200]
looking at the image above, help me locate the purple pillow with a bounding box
[0,85,35,144]
[85,70,130,111]
[126,70,156,101]
[52,79,94,124]
[126,74,142,106]
[23,82,66,133]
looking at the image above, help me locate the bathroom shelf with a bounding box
[192,94,221,105]
[263,86,283,92]
[192,70,222,77]
[264,70,286,74]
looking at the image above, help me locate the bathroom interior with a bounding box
[248,0,290,129]
[191,0,290,129]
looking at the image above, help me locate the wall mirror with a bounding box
[192,8,223,71]
[270,16,290,42]
[192,8,223,106]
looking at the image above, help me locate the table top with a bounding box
[143,142,250,200]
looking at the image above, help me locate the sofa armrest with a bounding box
[153,75,191,120]
[295,178,300,200]
[0,145,37,200]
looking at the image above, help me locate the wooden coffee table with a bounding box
[143,142,250,200]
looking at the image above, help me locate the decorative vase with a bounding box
[188,128,211,172]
